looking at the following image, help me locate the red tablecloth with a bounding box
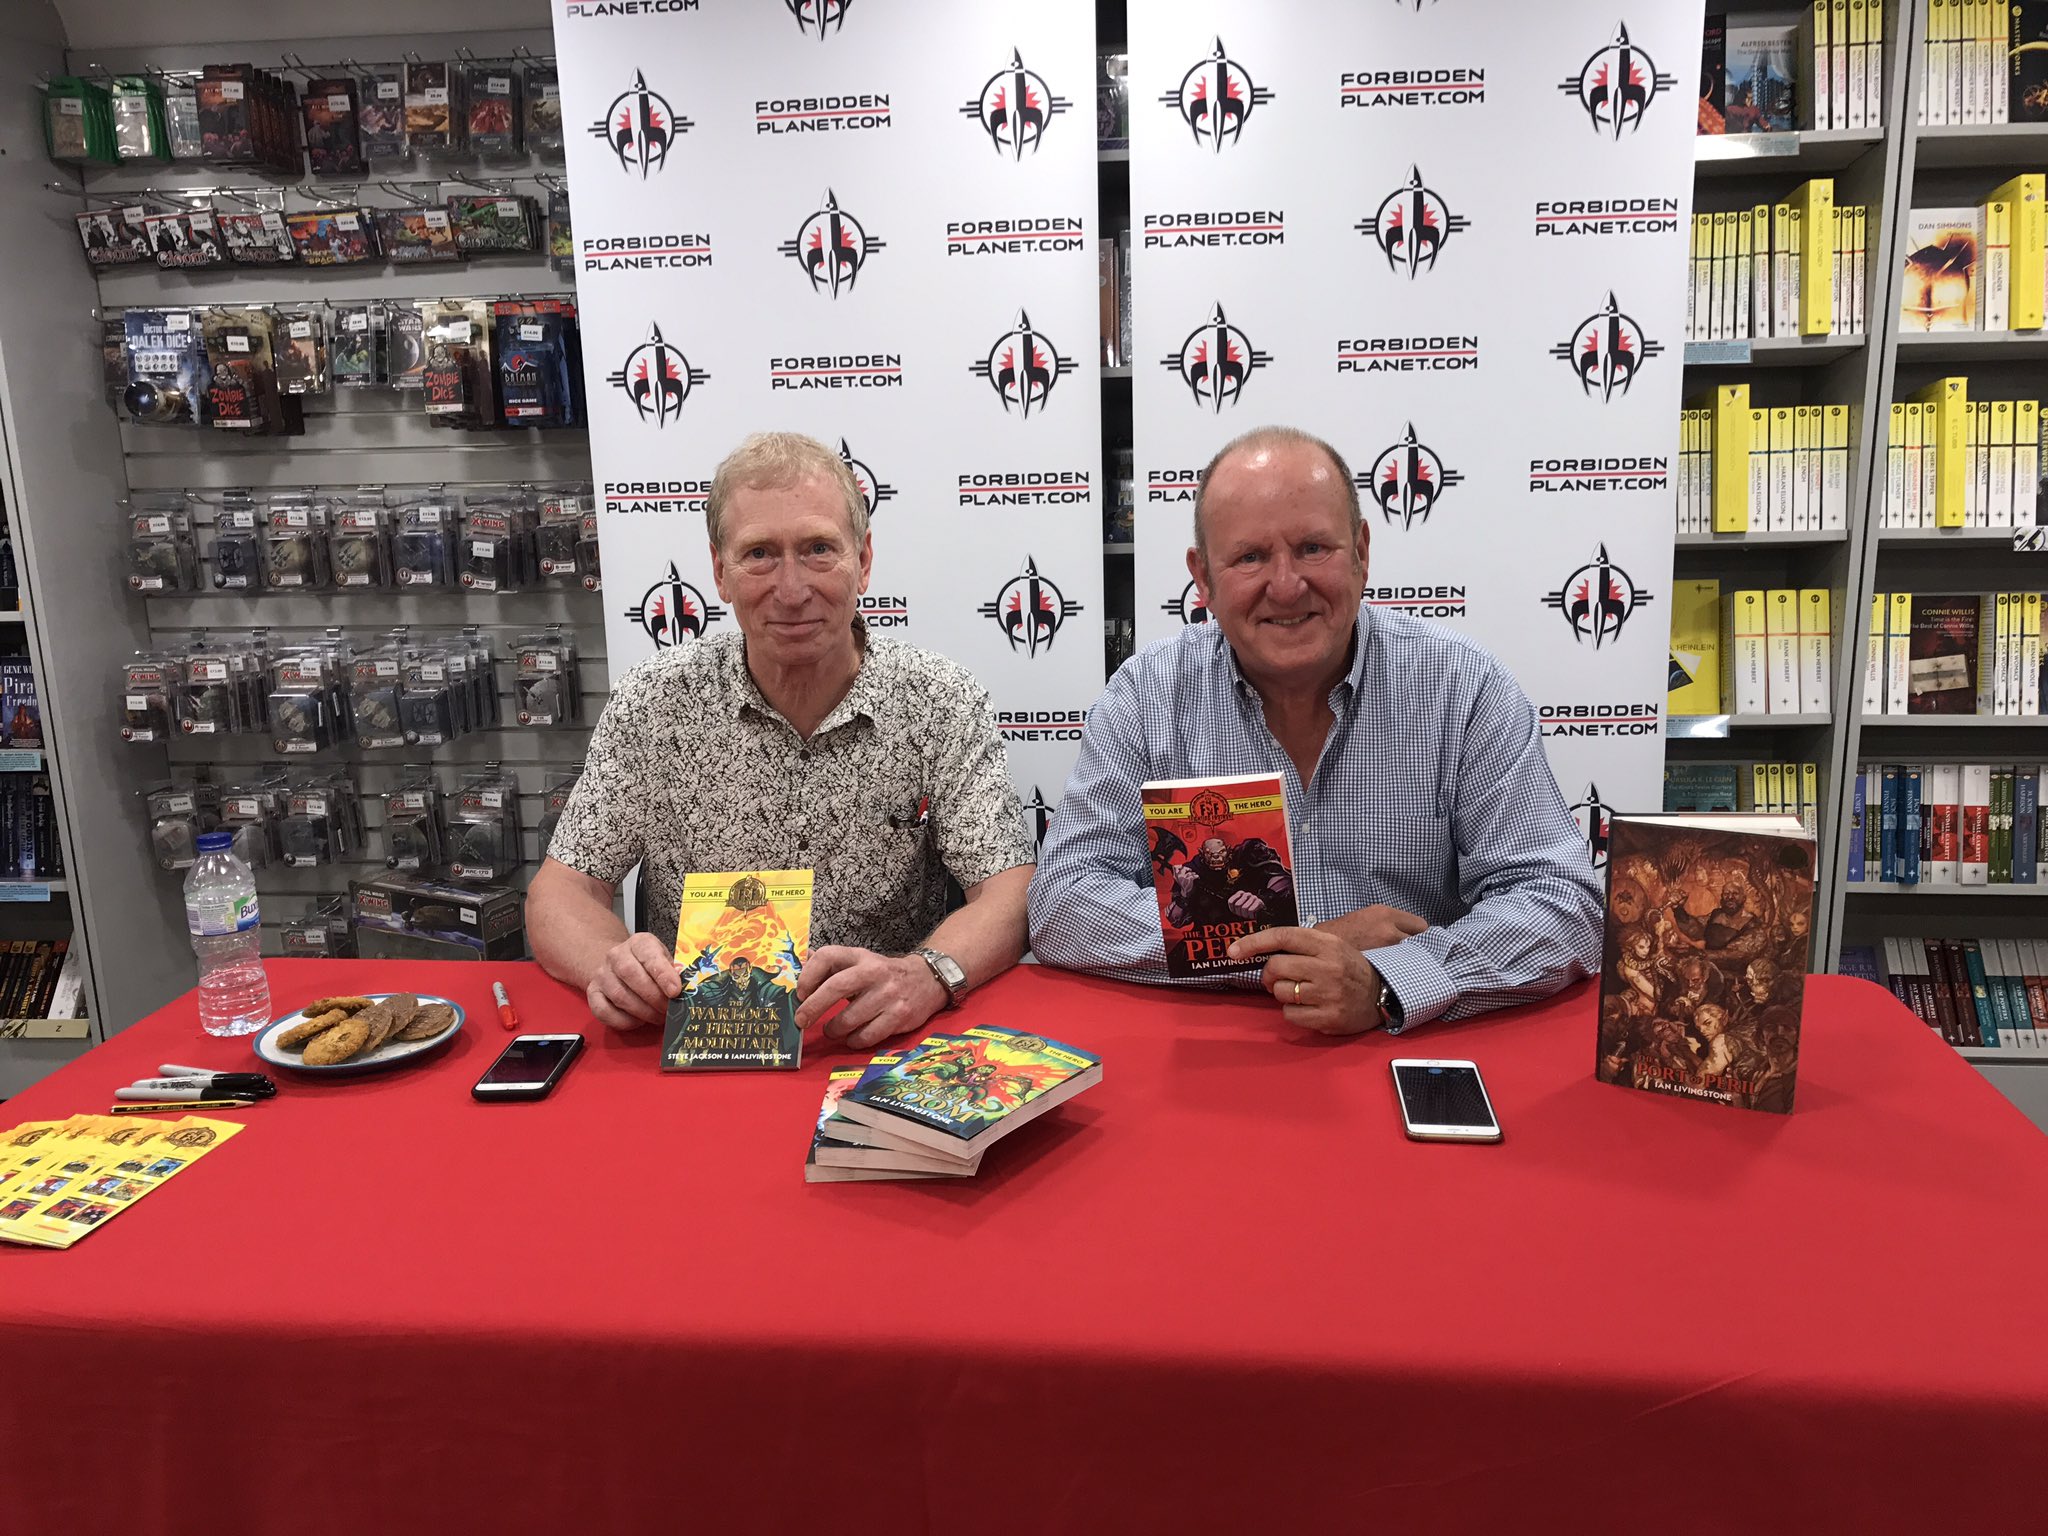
[2,962,2045,1534]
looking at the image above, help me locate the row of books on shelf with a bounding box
[1676,389,1851,534]
[1915,0,2048,125]
[1700,6,1883,135]
[0,939,74,1022]
[1685,187,1866,341]
[1862,592,2044,715]
[1665,760,1821,835]
[0,775,62,880]
[1848,762,2042,884]
[1901,184,2048,333]
[1670,582,1833,717]
[1881,390,2044,528]
[1851,936,2048,1051]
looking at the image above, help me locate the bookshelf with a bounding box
[1828,2,2048,1108]
[1676,3,1913,975]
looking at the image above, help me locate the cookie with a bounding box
[394,1002,456,1043]
[302,1018,371,1065]
[277,1009,347,1049]
[301,996,373,1017]
[364,995,416,1052]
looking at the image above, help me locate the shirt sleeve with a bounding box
[927,677,1034,891]
[543,663,658,889]
[1368,659,1604,1029]
[1026,663,1186,984]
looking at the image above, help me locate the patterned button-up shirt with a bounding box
[549,626,1034,951]
[1026,604,1603,1028]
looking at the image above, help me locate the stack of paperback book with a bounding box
[805,1025,1102,1183]
[1665,761,1822,833]
[1846,762,2044,885]
[1856,936,2048,1050]
[1916,0,2048,124]
[1861,592,2045,716]
[1900,178,2044,334]
[1700,5,1886,135]
[1667,580,1833,717]
[1677,389,1851,533]
[1683,181,1866,341]
[1878,386,2045,529]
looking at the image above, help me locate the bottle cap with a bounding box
[196,831,233,852]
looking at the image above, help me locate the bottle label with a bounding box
[189,892,260,937]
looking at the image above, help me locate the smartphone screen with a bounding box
[478,1035,579,1088]
[1393,1063,1497,1131]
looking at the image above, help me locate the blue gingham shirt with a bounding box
[1027,604,1603,1028]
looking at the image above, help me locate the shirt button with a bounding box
[797,836,809,851]
[798,749,810,763]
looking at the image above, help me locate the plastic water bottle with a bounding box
[184,830,271,1037]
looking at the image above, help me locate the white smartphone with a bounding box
[1391,1059,1502,1142]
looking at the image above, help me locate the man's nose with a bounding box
[1266,553,1308,600]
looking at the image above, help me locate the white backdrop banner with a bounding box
[554,0,1104,835]
[1129,1,1703,852]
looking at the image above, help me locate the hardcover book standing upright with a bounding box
[1142,773,1295,979]
[663,869,813,1071]
[1596,814,1816,1114]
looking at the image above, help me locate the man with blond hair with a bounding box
[533,431,1034,1048]
[1028,424,1602,1037]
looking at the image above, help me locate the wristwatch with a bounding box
[1377,977,1405,1033]
[913,947,968,1009]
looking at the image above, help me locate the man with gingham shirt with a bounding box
[534,431,1034,1048]
[1028,425,1602,1035]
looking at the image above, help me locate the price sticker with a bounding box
[304,797,328,817]
[327,94,352,112]
[193,660,227,681]
[57,97,81,115]
[534,652,559,673]
[125,694,149,710]
[496,199,521,217]
[471,539,496,558]
[165,795,195,813]
[417,506,443,525]
[424,209,450,228]
[378,80,401,99]
[424,88,450,106]
[519,322,545,341]
[481,790,505,809]
[226,334,250,354]
[289,320,312,339]
[219,80,246,100]
[230,798,261,818]
[421,662,446,682]
[336,212,360,230]
[164,311,192,331]
[376,659,400,677]
[141,515,172,534]
[488,76,511,95]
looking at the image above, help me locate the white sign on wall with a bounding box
[555,1,1105,844]
[1128,1,1703,850]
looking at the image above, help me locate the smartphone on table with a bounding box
[1391,1059,1502,1143]
[473,1033,584,1102]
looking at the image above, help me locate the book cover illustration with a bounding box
[1699,13,1727,133]
[1596,816,1816,1114]
[1907,595,1982,712]
[1724,24,1797,132]
[663,869,812,1071]
[1143,773,1295,978]
[840,1025,1101,1147]
[2015,2,2048,122]
[1899,208,1981,330]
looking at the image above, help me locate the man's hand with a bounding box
[1227,927,1384,1036]
[796,946,949,1051]
[1314,904,1428,952]
[586,932,682,1032]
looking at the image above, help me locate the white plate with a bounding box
[252,992,466,1076]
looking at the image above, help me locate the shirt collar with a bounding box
[729,616,879,736]
[1224,601,1373,712]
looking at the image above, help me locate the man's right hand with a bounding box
[585,932,683,1031]
[1314,904,1429,952]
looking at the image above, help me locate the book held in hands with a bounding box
[664,869,812,1071]
[1597,814,1816,1114]
[1142,773,1295,979]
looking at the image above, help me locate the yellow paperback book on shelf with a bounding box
[1788,179,1836,334]
[1691,383,1753,531]
[1912,376,1969,527]
[1670,581,1723,714]
[1987,174,2045,329]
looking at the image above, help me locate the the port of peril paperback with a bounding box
[1596,814,1815,1114]
[664,869,812,1071]
[1142,773,1295,979]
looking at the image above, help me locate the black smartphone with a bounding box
[472,1033,584,1102]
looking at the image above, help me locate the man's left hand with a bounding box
[795,946,949,1050]
[1227,927,1384,1036]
